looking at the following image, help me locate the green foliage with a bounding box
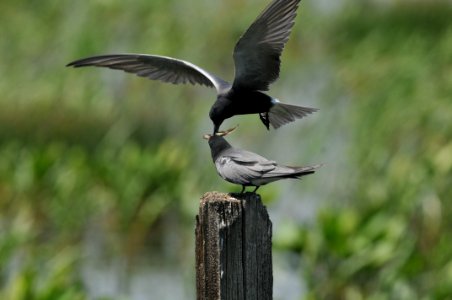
[293,3,452,299]
[0,0,230,297]
[0,249,86,300]
[0,137,193,298]
[1,0,452,299]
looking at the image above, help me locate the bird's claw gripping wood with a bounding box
[238,185,260,194]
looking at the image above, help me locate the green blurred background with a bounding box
[1,0,451,299]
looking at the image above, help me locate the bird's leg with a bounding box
[240,186,246,194]
[252,186,260,193]
[259,112,270,130]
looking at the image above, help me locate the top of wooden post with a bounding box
[200,191,262,205]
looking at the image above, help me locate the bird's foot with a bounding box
[240,186,246,194]
[259,112,270,130]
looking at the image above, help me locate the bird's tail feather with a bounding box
[265,164,322,180]
[290,164,322,179]
[268,103,318,129]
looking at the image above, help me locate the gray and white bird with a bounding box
[67,0,317,134]
[204,128,321,193]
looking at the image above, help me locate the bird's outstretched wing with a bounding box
[232,0,300,91]
[67,54,231,94]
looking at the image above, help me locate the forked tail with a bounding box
[291,164,322,178]
[268,102,318,129]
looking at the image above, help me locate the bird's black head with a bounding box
[210,95,234,134]
[203,126,238,160]
[209,109,223,135]
[203,134,230,161]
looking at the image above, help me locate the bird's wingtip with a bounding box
[66,61,79,67]
[309,163,324,172]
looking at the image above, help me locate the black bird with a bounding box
[204,127,321,193]
[67,0,317,134]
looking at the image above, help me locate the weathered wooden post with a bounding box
[195,191,272,300]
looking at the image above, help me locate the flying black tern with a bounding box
[67,0,317,134]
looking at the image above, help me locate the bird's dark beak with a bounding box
[213,125,219,135]
[215,125,239,137]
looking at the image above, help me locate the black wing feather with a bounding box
[67,54,231,94]
[232,0,301,91]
